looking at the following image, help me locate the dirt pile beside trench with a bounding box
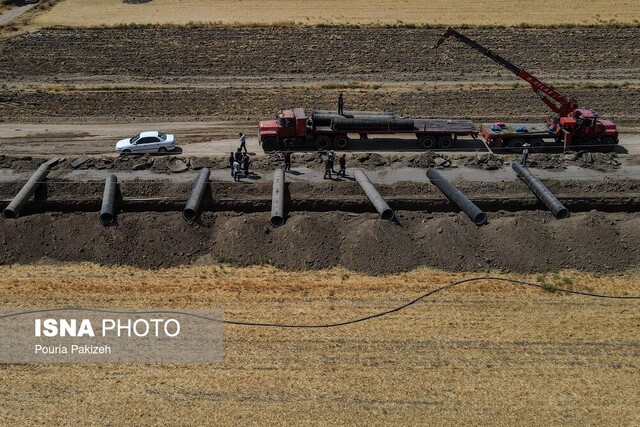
[1,210,640,274]
[0,151,626,174]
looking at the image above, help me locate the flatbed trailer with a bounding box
[480,122,556,151]
[259,108,477,151]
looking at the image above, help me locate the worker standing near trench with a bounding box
[232,160,241,182]
[337,154,347,178]
[242,153,250,176]
[228,152,235,176]
[284,152,292,171]
[338,93,344,115]
[323,156,332,179]
[521,143,530,166]
[239,132,247,153]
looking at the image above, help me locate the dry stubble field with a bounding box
[33,0,640,27]
[0,264,638,425]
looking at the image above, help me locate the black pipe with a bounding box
[353,169,395,220]
[331,117,415,131]
[183,168,210,221]
[512,162,569,219]
[426,168,487,226]
[311,113,398,127]
[313,110,395,117]
[99,175,118,226]
[3,162,52,219]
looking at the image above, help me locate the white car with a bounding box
[116,131,176,154]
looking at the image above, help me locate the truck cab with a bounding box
[558,108,618,148]
[259,108,308,151]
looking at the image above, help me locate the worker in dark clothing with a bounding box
[337,154,346,177]
[284,152,292,171]
[235,148,243,163]
[242,153,250,176]
[228,152,235,176]
[328,150,337,173]
[323,156,332,179]
[239,132,247,153]
[521,142,530,166]
[337,93,344,115]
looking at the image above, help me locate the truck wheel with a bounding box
[508,138,526,153]
[334,135,349,149]
[262,137,277,152]
[315,135,332,151]
[437,135,454,150]
[418,135,437,149]
[599,136,617,152]
[530,138,544,153]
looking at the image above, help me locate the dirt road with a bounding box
[0,3,35,26]
[1,121,640,156]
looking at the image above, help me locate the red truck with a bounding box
[258,108,478,151]
[435,27,619,152]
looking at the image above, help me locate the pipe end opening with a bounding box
[270,216,285,228]
[381,209,395,221]
[183,209,197,222]
[555,208,570,220]
[474,212,488,226]
[3,209,16,219]
[99,212,114,226]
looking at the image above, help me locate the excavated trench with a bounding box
[3,178,640,274]
[2,195,640,217]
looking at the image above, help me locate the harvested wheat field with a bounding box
[0,264,638,426]
[33,0,640,27]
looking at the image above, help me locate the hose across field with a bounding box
[1,276,637,329]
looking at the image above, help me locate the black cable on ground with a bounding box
[0,276,638,329]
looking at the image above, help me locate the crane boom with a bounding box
[434,27,578,117]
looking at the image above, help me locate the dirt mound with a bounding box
[0,151,625,175]
[2,210,640,273]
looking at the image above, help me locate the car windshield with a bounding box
[130,134,141,144]
[157,132,167,140]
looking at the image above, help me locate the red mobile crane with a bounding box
[435,27,618,151]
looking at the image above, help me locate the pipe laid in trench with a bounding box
[2,162,52,219]
[426,168,487,226]
[270,168,286,227]
[183,168,210,221]
[353,169,395,221]
[99,175,118,226]
[512,162,569,219]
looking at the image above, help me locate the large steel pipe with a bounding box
[313,110,395,117]
[331,117,415,131]
[270,168,286,227]
[183,168,210,221]
[426,168,487,226]
[3,162,52,219]
[353,169,395,220]
[99,175,118,226]
[512,162,569,219]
